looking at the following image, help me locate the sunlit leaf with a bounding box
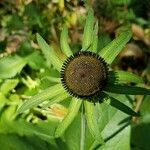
[84,101,104,143]
[41,76,61,83]
[0,93,8,109]
[97,33,111,52]
[91,21,98,52]
[82,8,95,50]
[64,112,95,150]
[98,29,132,64]
[63,113,81,150]
[60,26,73,57]
[55,98,82,138]
[90,94,131,149]
[0,79,19,95]
[17,84,64,113]
[0,55,26,79]
[36,33,62,71]
[27,51,45,70]
[42,92,69,108]
[90,125,130,150]
[108,71,144,84]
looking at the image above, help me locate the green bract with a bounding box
[18,8,150,145]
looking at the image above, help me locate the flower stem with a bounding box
[80,104,86,150]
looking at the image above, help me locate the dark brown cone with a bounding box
[61,51,108,101]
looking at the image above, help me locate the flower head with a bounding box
[18,8,150,142]
[61,51,108,101]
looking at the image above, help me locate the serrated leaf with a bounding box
[0,55,26,79]
[82,8,95,50]
[17,84,64,113]
[55,98,82,138]
[105,85,150,95]
[103,92,139,116]
[108,71,144,84]
[84,101,104,143]
[36,33,62,71]
[60,26,73,57]
[98,29,132,64]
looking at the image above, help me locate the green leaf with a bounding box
[41,76,61,83]
[0,107,58,143]
[80,105,86,150]
[42,92,69,108]
[101,124,130,150]
[63,111,95,150]
[98,29,132,64]
[105,85,150,95]
[0,55,26,79]
[91,124,130,150]
[60,26,73,57]
[0,115,58,149]
[36,33,62,71]
[90,94,131,149]
[140,95,150,123]
[0,79,19,95]
[132,96,150,149]
[112,0,131,5]
[55,98,82,138]
[27,52,45,70]
[108,71,144,84]
[91,21,98,52]
[84,101,104,143]
[82,8,95,50]
[63,113,81,150]
[0,93,8,109]
[97,33,111,52]
[0,120,57,142]
[0,133,57,150]
[131,123,150,149]
[17,84,64,113]
[103,92,139,116]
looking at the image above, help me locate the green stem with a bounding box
[80,104,86,150]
